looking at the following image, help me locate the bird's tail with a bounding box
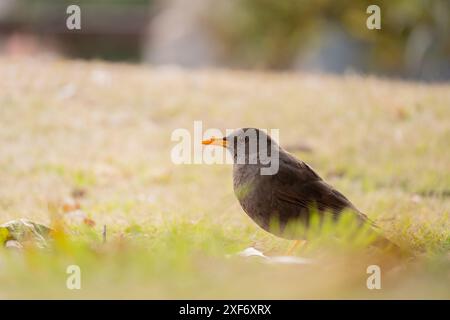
[371,232,412,259]
[360,214,412,258]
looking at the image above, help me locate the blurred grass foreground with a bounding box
[0,57,449,299]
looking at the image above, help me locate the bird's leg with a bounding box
[286,240,307,255]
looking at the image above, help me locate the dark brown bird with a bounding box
[202,128,400,253]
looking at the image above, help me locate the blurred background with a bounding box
[0,0,449,81]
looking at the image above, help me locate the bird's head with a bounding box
[202,128,279,170]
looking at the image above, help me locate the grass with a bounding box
[0,57,449,299]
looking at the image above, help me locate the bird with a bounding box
[202,128,401,254]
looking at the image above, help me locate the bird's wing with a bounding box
[275,180,357,214]
[271,156,371,224]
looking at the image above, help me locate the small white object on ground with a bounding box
[5,240,23,250]
[238,247,314,265]
[238,247,268,259]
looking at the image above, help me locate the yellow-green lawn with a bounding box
[0,57,449,299]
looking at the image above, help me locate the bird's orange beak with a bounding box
[202,137,228,147]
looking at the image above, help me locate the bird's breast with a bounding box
[233,164,276,231]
